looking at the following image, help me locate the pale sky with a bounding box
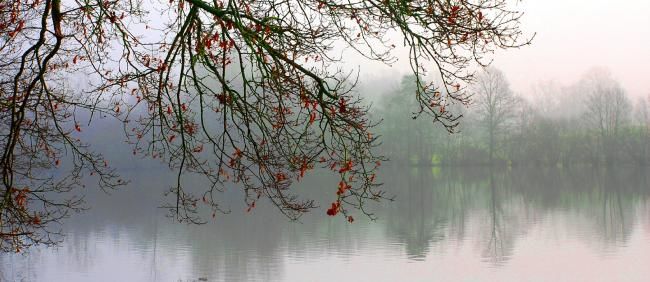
[356,0,650,99]
[492,0,650,97]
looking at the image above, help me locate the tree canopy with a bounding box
[0,0,529,252]
[375,67,644,168]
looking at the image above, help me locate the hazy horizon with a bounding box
[353,0,650,99]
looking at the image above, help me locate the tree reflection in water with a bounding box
[2,166,650,281]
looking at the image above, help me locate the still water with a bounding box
[2,166,650,281]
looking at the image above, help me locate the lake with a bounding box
[2,166,650,281]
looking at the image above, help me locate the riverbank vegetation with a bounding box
[376,67,649,167]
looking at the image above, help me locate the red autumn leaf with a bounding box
[276,172,287,182]
[336,180,351,195]
[326,201,341,216]
[32,214,41,225]
[299,161,309,179]
[338,160,352,173]
[75,124,81,132]
[309,111,317,124]
[338,98,347,114]
[234,147,242,158]
[216,93,227,104]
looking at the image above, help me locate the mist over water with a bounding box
[2,0,649,280]
[4,60,648,282]
[3,166,650,281]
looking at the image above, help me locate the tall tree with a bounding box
[581,68,631,165]
[0,0,529,251]
[472,67,516,162]
[376,75,446,165]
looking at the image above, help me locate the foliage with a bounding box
[0,0,529,251]
[377,68,647,167]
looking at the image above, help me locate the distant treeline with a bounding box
[374,67,650,167]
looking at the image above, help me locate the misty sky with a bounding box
[493,0,650,97]
[356,0,650,99]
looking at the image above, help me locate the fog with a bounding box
[353,0,650,99]
[4,166,650,281]
[3,0,650,281]
[494,0,650,97]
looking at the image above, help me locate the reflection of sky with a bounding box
[3,168,650,281]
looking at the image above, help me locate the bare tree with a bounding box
[581,68,631,165]
[472,67,517,163]
[529,80,561,118]
[1,0,529,252]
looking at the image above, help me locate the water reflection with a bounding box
[2,167,650,281]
